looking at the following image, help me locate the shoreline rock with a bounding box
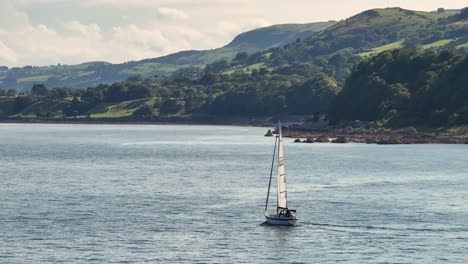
[315,135,331,143]
[377,136,402,145]
[264,129,273,137]
[283,129,468,145]
[331,136,349,143]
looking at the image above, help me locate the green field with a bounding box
[456,42,468,48]
[359,38,458,57]
[359,40,404,57]
[17,75,52,83]
[422,39,455,49]
[223,62,266,75]
[89,98,159,118]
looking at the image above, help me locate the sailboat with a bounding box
[264,122,298,226]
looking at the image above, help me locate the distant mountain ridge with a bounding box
[2,7,467,93]
[217,7,468,83]
[0,22,335,92]
[147,22,336,66]
[1,7,467,129]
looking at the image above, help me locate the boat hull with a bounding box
[264,213,298,226]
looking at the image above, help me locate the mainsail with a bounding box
[277,123,287,209]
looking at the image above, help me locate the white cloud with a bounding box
[0,41,17,63]
[77,0,253,8]
[80,0,181,7]
[1,0,243,66]
[0,0,30,30]
[64,21,102,39]
[5,0,468,67]
[112,24,169,52]
[157,7,188,20]
[214,18,270,39]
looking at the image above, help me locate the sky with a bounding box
[0,0,467,67]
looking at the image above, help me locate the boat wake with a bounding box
[300,222,467,234]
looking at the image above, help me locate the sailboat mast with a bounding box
[265,135,277,212]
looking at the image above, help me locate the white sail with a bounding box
[277,123,287,209]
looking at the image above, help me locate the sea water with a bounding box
[1,124,467,263]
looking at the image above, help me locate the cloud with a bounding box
[214,18,270,39]
[0,0,30,30]
[77,0,253,8]
[112,24,169,52]
[64,21,102,39]
[0,41,17,63]
[157,7,188,20]
[80,0,181,7]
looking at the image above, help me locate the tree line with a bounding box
[1,47,468,129]
[329,48,468,127]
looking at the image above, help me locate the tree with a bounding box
[126,84,153,100]
[459,7,468,19]
[200,72,219,86]
[14,95,38,113]
[104,83,126,102]
[169,66,203,82]
[7,89,16,97]
[233,51,248,62]
[287,73,339,115]
[204,59,230,73]
[160,99,185,114]
[132,105,153,118]
[31,84,49,96]
[127,75,143,82]
[53,88,70,99]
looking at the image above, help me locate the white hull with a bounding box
[264,212,298,226]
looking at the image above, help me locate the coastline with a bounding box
[282,130,468,145]
[1,118,467,144]
[0,117,264,127]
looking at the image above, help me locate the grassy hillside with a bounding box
[358,40,404,57]
[305,8,450,50]
[217,7,468,84]
[18,99,73,117]
[88,98,159,118]
[0,22,334,92]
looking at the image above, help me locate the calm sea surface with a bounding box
[1,124,467,263]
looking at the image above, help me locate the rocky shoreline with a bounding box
[2,117,467,144]
[282,129,468,144]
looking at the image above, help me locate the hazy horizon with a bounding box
[0,0,466,67]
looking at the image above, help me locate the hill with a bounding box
[148,22,336,65]
[0,22,334,92]
[1,7,467,131]
[304,8,450,49]
[212,8,468,84]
